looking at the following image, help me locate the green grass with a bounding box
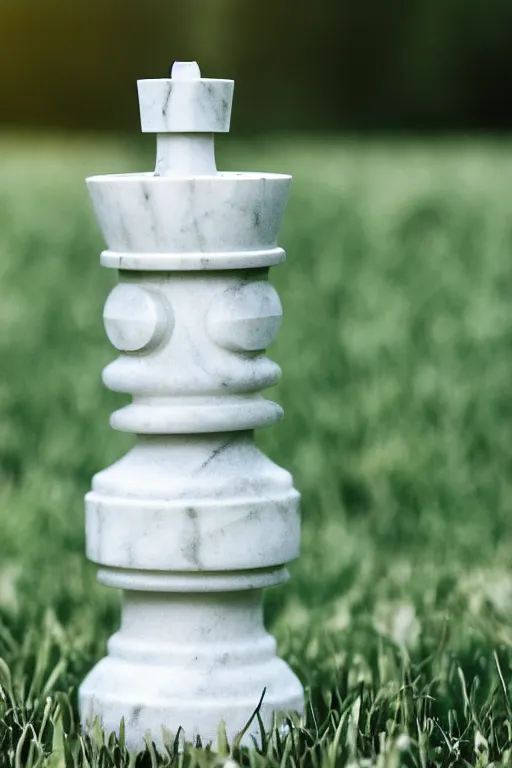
[2,134,512,766]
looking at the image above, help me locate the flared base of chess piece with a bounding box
[79,581,304,751]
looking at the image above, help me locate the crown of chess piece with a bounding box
[79,60,304,752]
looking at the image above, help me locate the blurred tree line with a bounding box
[1,0,511,133]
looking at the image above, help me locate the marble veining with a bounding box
[79,60,303,752]
[87,173,291,256]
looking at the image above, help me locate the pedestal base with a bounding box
[79,588,304,751]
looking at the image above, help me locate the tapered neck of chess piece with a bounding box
[137,60,234,177]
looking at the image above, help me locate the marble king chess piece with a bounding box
[79,60,304,751]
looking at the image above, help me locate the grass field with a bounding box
[2,134,512,766]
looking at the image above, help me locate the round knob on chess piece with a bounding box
[103,284,171,353]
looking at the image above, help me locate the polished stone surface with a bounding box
[79,60,303,751]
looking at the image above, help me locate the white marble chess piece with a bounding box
[79,60,304,752]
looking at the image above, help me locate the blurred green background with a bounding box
[1,0,512,133]
[4,1,512,765]
[4,135,512,764]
